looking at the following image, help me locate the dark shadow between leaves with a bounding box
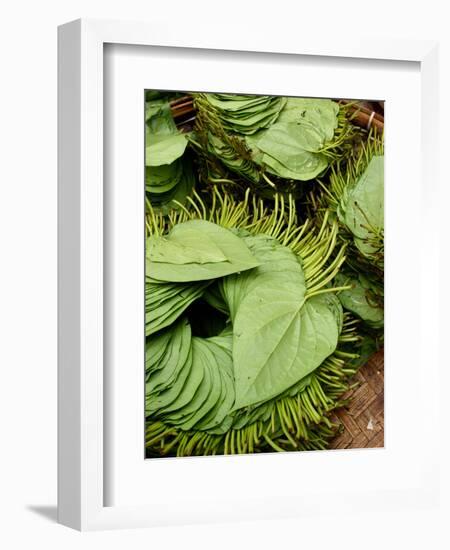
[27,505,57,523]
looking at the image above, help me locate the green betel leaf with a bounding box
[232,293,340,410]
[147,220,260,282]
[145,99,189,167]
[227,236,307,410]
[218,233,306,321]
[246,121,329,180]
[147,234,227,265]
[344,155,384,255]
[336,272,384,328]
[244,98,339,181]
[146,99,177,134]
[145,133,188,167]
[276,97,339,142]
[232,282,303,410]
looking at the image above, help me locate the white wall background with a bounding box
[0,1,448,547]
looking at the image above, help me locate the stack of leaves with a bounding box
[246,98,340,181]
[202,93,287,135]
[337,154,384,269]
[145,191,363,456]
[145,98,194,212]
[313,133,384,335]
[193,94,356,191]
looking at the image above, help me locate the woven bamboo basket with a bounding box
[330,349,384,449]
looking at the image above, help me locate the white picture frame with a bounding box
[58,18,440,531]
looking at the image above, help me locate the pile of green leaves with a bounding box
[145,98,194,212]
[246,98,339,180]
[338,154,384,267]
[147,219,343,436]
[194,94,355,190]
[144,91,384,457]
[315,134,384,335]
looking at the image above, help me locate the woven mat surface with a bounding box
[329,349,384,449]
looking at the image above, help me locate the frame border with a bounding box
[57,18,439,530]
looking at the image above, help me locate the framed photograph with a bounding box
[58,18,440,530]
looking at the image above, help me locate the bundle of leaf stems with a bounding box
[145,189,362,457]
